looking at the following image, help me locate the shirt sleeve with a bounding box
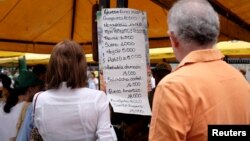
[96,92,117,141]
[149,80,191,141]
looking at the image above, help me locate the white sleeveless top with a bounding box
[0,101,25,141]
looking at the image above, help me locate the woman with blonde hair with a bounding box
[33,40,117,141]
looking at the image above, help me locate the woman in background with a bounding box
[33,40,117,141]
[88,71,99,90]
[0,71,43,141]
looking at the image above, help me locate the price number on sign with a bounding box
[126,82,141,87]
[123,71,136,76]
[121,42,135,46]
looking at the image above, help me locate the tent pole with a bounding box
[71,0,77,40]
[117,0,128,8]
[99,0,110,9]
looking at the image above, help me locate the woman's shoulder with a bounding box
[35,88,107,103]
[78,88,106,97]
[76,88,108,102]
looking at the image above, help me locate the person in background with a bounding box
[88,71,99,90]
[148,62,172,108]
[16,69,46,141]
[33,40,117,141]
[0,71,43,141]
[32,64,47,83]
[149,0,250,141]
[111,108,150,141]
[149,73,155,89]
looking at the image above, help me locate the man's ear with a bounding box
[168,31,179,48]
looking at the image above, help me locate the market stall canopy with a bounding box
[0,51,24,58]
[215,40,250,58]
[0,0,168,54]
[150,40,250,63]
[0,0,250,56]
[0,52,94,66]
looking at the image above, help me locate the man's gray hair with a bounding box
[168,0,220,46]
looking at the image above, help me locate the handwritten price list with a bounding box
[99,8,151,115]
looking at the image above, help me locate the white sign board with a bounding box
[98,8,151,115]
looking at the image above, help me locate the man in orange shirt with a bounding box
[149,0,250,141]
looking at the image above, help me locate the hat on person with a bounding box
[152,62,172,73]
[14,71,44,88]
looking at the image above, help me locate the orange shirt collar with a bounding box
[175,49,224,71]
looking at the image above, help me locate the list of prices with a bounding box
[99,8,151,115]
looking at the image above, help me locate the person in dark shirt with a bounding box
[148,62,172,108]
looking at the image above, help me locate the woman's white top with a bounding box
[0,101,25,141]
[33,82,117,141]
